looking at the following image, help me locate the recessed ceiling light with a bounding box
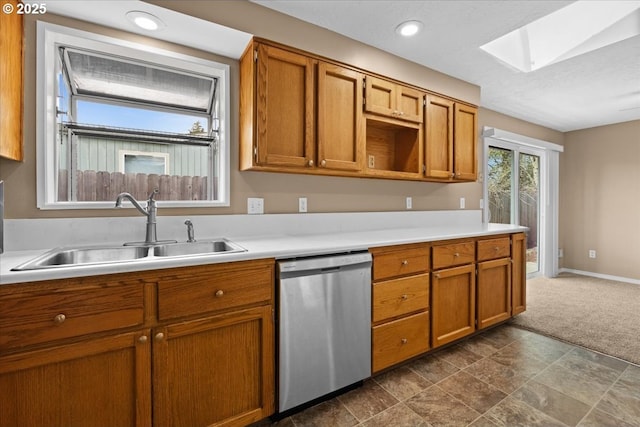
[395,20,423,37]
[126,11,165,31]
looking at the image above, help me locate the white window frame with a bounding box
[483,127,563,277]
[36,21,230,209]
[118,150,170,175]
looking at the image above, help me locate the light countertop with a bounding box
[0,221,526,285]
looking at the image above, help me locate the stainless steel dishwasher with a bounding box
[277,252,372,413]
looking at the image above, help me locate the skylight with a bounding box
[480,0,640,72]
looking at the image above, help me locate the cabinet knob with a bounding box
[454,252,460,257]
[401,260,409,265]
[320,159,327,167]
[401,294,408,300]
[401,338,408,345]
[435,273,441,279]
[155,332,165,341]
[138,335,148,343]
[450,173,455,178]
[307,159,314,167]
[53,314,66,324]
[215,289,224,297]
[495,247,500,251]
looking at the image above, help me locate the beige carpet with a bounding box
[510,273,640,365]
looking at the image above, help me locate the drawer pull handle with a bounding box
[215,289,225,297]
[155,332,165,341]
[401,338,408,344]
[401,294,408,300]
[401,260,409,265]
[138,335,148,343]
[53,314,66,324]
[495,247,500,251]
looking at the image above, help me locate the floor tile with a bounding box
[435,344,484,369]
[438,370,507,413]
[504,334,574,364]
[510,379,591,426]
[464,357,532,394]
[358,403,428,427]
[290,398,358,427]
[408,354,459,383]
[489,342,550,376]
[568,347,630,373]
[374,366,432,401]
[555,351,621,386]
[595,365,640,425]
[467,415,500,427]
[481,325,530,348]
[405,385,481,427]
[577,408,637,427]
[337,379,398,422]
[458,335,504,357]
[533,363,611,406]
[484,397,566,426]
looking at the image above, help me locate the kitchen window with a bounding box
[36,22,230,208]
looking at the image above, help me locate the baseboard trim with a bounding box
[559,268,640,286]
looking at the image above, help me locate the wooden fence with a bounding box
[58,170,212,202]
[489,192,538,250]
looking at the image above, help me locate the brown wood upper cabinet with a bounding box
[240,41,364,174]
[365,76,424,123]
[425,94,478,181]
[0,0,24,161]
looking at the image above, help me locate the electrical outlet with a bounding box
[247,197,264,215]
[460,197,465,209]
[479,198,484,209]
[406,197,412,210]
[368,155,375,168]
[559,248,564,258]
[298,197,307,213]
[589,249,596,259]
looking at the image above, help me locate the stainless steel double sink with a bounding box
[11,240,246,271]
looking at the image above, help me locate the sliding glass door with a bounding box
[487,143,543,276]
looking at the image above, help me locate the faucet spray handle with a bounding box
[148,188,159,201]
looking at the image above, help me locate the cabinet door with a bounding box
[453,103,478,181]
[365,75,395,117]
[255,44,315,168]
[511,232,527,315]
[431,264,476,348]
[153,306,274,427]
[425,95,454,179]
[0,331,151,427]
[0,0,23,161]
[397,85,424,123]
[477,258,512,330]
[317,62,365,171]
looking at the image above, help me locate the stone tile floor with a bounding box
[258,322,640,427]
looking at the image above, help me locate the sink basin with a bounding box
[11,246,150,271]
[153,240,246,257]
[11,239,246,271]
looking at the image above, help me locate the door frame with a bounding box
[482,127,563,278]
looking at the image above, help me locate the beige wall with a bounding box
[0,0,561,221]
[560,120,640,280]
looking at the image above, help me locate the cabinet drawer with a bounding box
[0,281,145,351]
[432,242,475,270]
[373,274,429,323]
[477,237,511,262]
[372,245,429,281]
[372,311,429,372]
[157,260,274,321]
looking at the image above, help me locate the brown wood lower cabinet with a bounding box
[477,257,512,330]
[0,259,275,427]
[511,232,527,315]
[431,264,476,348]
[372,311,429,373]
[153,306,273,427]
[0,330,152,427]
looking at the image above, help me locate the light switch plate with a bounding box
[406,197,412,210]
[298,197,307,213]
[247,197,264,214]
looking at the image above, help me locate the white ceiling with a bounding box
[29,0,640,132]
[252,0,640,132]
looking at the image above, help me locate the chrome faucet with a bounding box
[115,189,175,246]
[185,219,196,243]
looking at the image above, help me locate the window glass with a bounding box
[38,22,230,208]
